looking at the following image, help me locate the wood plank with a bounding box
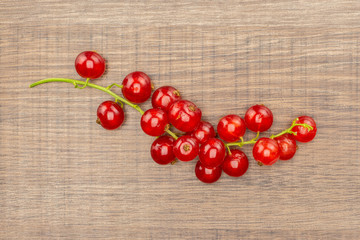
[0,1,359,239]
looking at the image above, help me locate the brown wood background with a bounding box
[1,0,360,239]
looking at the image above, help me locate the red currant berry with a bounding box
[96,101,124,130]
[190,121,216,145]
[173,136,199,162]
[253,137,280,165]
[217,115,246,142]
[222,149,249,177]
[122,71,152,103]
[274,133,297,160]
[151,136,175,165]
[141,108,168,136]
[195,161,222,184]
[199,138,226,168]
[292,116,317,143]
[75,51,105,79]
[244,105,273,132]
[152,86,181,112]
[168,100,202,132]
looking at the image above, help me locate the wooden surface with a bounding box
[1,1,360,239]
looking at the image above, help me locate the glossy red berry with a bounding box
[292,116,317,143]
[217,115,246,142]
[152,86,181,112]
[274,133,297,160]
[151,136,175,165]
[173,136,199,161]
[253,137,280,165]
[75,51,105,79]
[190,121,216,145]
[97,101,124,130]
[222,149,249,177]
[199,138,226,168]
[122,71,152,103]
[245,105,273,132]
[168,100,202,132]
[141,108,168,136]
[195,161,222,184]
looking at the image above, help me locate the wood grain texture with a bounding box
[1,0,360,239]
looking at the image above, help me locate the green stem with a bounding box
[270,129,291,139]
[77,78,90,89]
[30,78,182,139]
[115,98,124,108]
[252,131,260,142]
[106,83,123,90]
[270,118,313,139]
[225,117,313,149]
[226,135,258,148]
[225,144,232,155]
[166,129,178,140]
[30,78,144,114]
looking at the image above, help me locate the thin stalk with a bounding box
[270,118,313,139]
[30,78,180,139]
[30,78,144,114]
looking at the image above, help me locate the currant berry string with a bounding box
[30,51,317,184]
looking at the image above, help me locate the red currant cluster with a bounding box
[30,51,317,184]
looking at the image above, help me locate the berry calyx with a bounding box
[141,108,169,136]
[173,136,199,161]
[195,161,222,184]
[190,121,216,145]
[122,71,152,103]
[96,101,124,130]
[75,51,105,79]
[274,133,297,160]
[152,86,181,112]
[222,149,249,177]
[199,138,226,168]
[168,100,202,132]
[245,105,273,132]
[292,116,317,142]
[151,136,176,165]
[217,114,246,142]
[253,137,280,165]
